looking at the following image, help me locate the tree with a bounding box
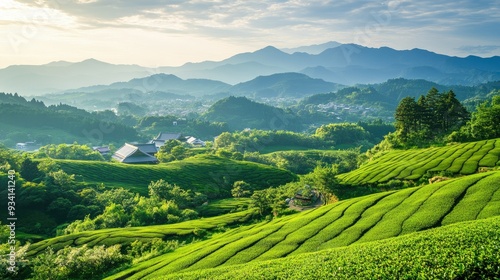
[315,123,368,146]
[30,245,130,280]
[231,181,251,198]
[94,203,129,229]
[171,145,188,160]
[395,96,421,140]
[395,88,470,146]
[156,140,185,162]
[20,157,42,181]
[148,179,174,201]
[304,165,340,203]
[50,170,76,188]
[251,190,271,216]
[159,140,182,153]
[147,180,206,209]
[442,90,469,131]
[214,132,236,149]
[37,143,104,161]
[469,95,500,139]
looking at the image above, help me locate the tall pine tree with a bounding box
[395,87,469,145]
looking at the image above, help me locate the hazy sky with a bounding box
[1,0,499,68]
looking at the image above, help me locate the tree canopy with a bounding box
[394,87,469,146]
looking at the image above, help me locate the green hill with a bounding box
[106,171,500,279]
[157,216,500,279]
[339,138,500,185]
[0,92,139,146]
[229,72,342,98]
[202,96,302,131]
[26,209,257,257]
[56,154,297,197]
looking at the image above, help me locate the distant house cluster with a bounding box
[316,102,375,120]
[112,132,206,164]
[15,141,40,151]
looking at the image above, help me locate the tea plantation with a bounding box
[26,209,257,257]
[106,171,500,279]
[56,154,297,197]
[338,138,500,185]
[160,216,500,280]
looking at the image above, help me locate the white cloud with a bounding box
[1,0,499,68]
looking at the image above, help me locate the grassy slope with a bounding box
[160,216,500,280]
[338,138,500,185]
[56,154,297,197]
[106,171,500,279]
[26,209,257,257]
[198,198,253,217]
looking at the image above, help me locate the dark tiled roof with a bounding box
[154,132,181,141]
[112,143,158,164]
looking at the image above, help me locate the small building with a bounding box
[15,141,40,151]
[151,132,182,149]
[112,143,158,164]
[186,136,206,147]
[293,186,318,206]
[92,146,111,156]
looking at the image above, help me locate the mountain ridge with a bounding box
[2,43,500,95]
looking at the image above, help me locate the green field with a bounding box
[158,216,500,279]
[26,209,257,257]
[198,198,253,217]
[338,138,500,185]
[105,171,500,279]
[55,154,297,197]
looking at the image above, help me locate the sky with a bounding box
[0,0,499,68]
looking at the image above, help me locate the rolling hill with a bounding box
[229,72,343,98]
[26,209,257,257]
[0,59,152,95]
[299,78,500,113]
[158,216,500,279]
[61,73,232,97]
[105,170,500,279]
[0,93,139,146]
[201,96,303,131]
[56,154,297,197]
[338,138,500,185]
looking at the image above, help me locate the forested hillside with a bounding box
[202,96,303,131]
[0,93,139,146]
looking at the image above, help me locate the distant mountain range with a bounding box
[1,43,499,96]
[40,72,343,102]
[160,43,500,86]
[0,59,152,96]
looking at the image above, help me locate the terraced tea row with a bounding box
[160,216,500,280]
[339,138,500,185]
[55,154,297,197]
[26,209,257,257]
[106,171,500,279]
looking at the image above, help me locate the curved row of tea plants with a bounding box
[55,154,297,197]
[26,209,257,257]
[159,216,500,280]
[106,171,500,279]
[339,138,500,185]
